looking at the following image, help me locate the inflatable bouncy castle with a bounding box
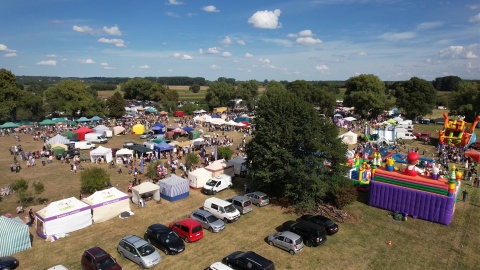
[438,113,480,147]
[368,152,462,225]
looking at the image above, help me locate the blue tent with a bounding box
[90,116,103,122]
[211,114,220,118]
[154,142,173,158]
[152,123,166,134]
[182,126,194,132]
[77,117,90,122]
[158,175,189,202]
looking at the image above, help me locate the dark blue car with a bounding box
[0,256,19,270]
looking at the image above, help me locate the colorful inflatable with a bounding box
[438,113,480,147]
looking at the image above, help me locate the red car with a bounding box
[169,218,204,243]
[81,246,122,270]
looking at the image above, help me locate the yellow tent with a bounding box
[50,142,68,150]
[132,124,145,135]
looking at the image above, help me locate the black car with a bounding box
[300,215,339,235]
[55,149,80,160]
[0,256,19,270]
[144,224,185,255]
[281,220,327,247]
[224,251,275,270]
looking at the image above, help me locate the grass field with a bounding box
[1,123,479,269]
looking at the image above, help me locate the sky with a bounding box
[0,0,479,82]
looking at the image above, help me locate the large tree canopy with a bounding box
[432,76,462,91]
[287,80,336,115]
[449,81,480,122]
[44,80,106,117]
[343,74,391,119]
[205,81,235,110]
[394,77,437,119]
[106,91,127,118]
[245,86,352,209]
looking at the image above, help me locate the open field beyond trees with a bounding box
[1,124,479,269]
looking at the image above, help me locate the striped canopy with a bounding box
[0,216,32,256]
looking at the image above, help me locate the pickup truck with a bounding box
[414,131,431,143]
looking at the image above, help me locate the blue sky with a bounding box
[1,0,479,81]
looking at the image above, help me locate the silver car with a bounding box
[267,231,304,255]
[245,191,270,207]
[225,195,253,215]
[190,209,226,233]
[117,235,162,268]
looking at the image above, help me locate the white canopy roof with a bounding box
[113,126,125,135]
[82,187,131,223]
[116,148,133,156]
[131,182,161,205]
[90,146,113,163]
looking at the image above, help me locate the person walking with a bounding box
[462,189,468,202]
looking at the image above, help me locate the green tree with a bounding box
[287,80,336,115]
[0,69,22,122]
[245,87,352,210]
[217,146,234,160]
[80,167,111,194]
[235,80,260,110]
[449,81,480,122]
[189,84,201,93]
[205,81,235,110]
[185,153,200,169]
[343,74,391,119]
[121,77,154,100]
[394,77,437,119]
[44,80,106,117]
[432,76,462,91]
[146,161,162,180]
[106,91,127,118]
[11,179,44,206]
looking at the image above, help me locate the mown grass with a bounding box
[1,124,479,269]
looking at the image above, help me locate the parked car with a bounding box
[225,195,253,215]
[245,191,270,207]
[123,141,140,148]
[471,141,480,150]
[281,220,327,247]
[169,218,204,243]
[208,262,234,270]
[299,215,339,235]
[55,149,80,160]
[267,231,304,255]
[203,197,241,223]
[81,246,122,270]
[224,251,275,270]
[0,256,19,270]
[201,174,233,195]
[190,209,226,233]
[140,131,154,139]
[46,265,68,270]
[117,235,162,269]
[144,224,185,255]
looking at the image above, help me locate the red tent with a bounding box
[465,149,480,163]
[174,111,186,117]
[74,126,94,141]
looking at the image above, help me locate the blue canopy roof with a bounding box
[90,116,102,121]
[183,126,194,132]
[77,117,90,122]
[154,142,173,152]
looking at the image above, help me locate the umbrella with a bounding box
[172,128,185,134]
[160,111,168,116]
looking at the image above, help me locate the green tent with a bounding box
[152,139,170,144]
[53,117,68,123]
[70,120,77,125]
[39,119,56,125]
[17,120,34,125]
[52,147,65,157]
[62,130,78,140]
[0,216,32,256]
[189,130,201,140]
[0,122,19,128]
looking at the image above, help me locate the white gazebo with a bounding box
[89,146,113,163]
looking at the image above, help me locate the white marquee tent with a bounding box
[115,148,133,163]
[227,156,246,175]
[35,197,92,239]
[48,134,70,145]
[89,146,113,163]
[113,126,126,135]
[205,159,234,177]
[188,168,213,189]
[132,182,161,205]
[82,187,131,223]
[339,131,358,145]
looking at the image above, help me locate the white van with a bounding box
[74,141,95,150]
[396,131,416,140]
[396,124,414,131]
[201,174,232,195]
[203,197,240,223]
[85,133,108,144]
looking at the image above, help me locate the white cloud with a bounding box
[258,58,271,63]
[244,53,253,58]
[103,25,122,36]
[466,51,478,59]
[78,58,95,64]
[37,60,57,66]
[358,51,368,56]
[4,53,17,57]
[237,40,245,46]
[416,21,443,30]
[298,30,313,37]
[206,47,221,54]
[296,37,322,45]
[100,62,108,66]
[166,0,183,5]
[468,4,480,10]
[261,38,293,47]
[203,6,219,12]
[316,65,330,73]
[221,36,233,45]
[50,19,62,24]
[198,48,204,54]
[73,25,95,34]
[139,65,150,69]
[0,44,16,52]
[98,38,126,47]
[181,54,193,60]
[166,12,181,18]
[248,9,282,29]
[379,32,416,41]
[221,52,232,57]
[210,64,221,69]
[469,13,480,23]
[287,33,297,38]
[46,54,57,58]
